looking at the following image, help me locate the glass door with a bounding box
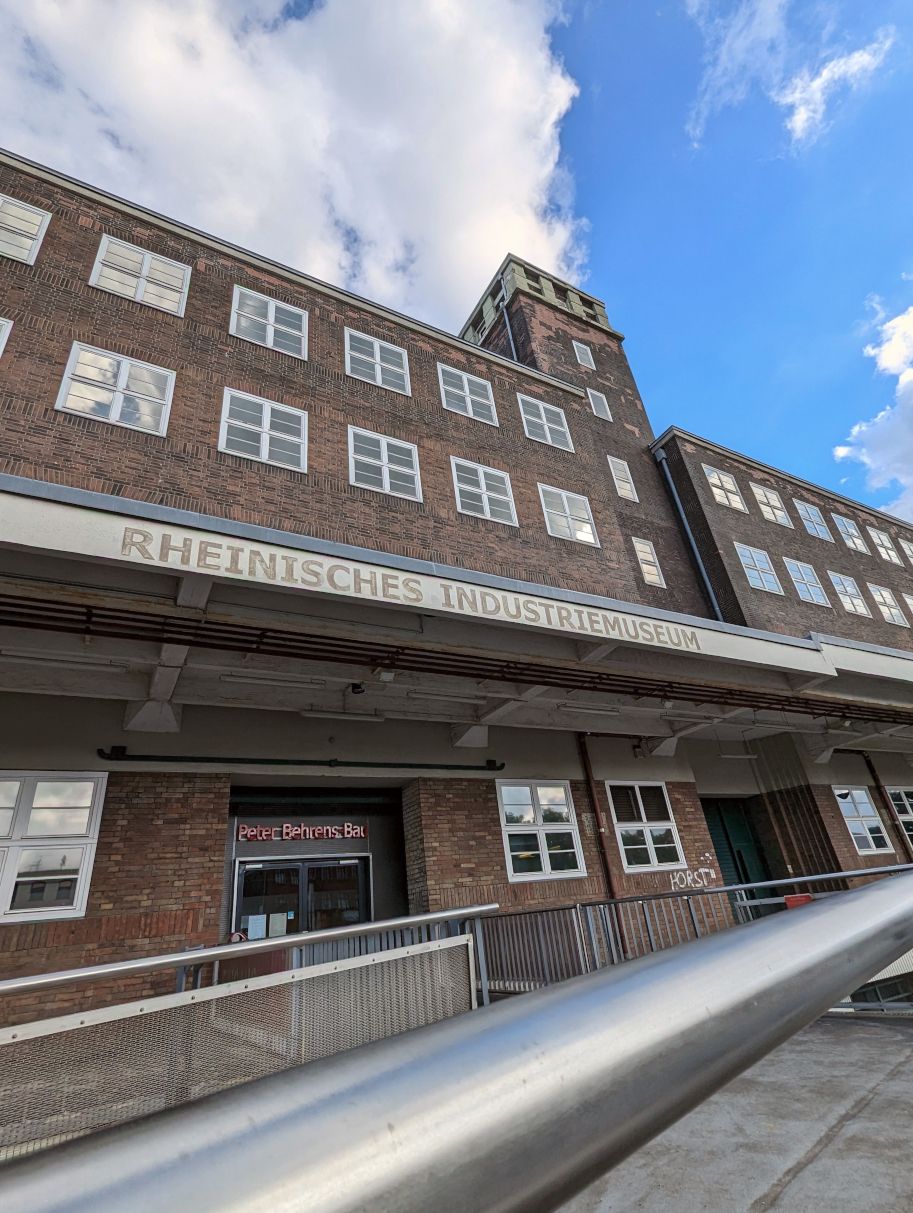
[236,863,301,940]
[304,860,368,930]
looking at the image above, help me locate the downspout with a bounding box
[497,274,519,363]
[576,733,618,899]
[654,445,723,622]
[860,750,913,863]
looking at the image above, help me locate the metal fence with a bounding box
[0,905,495,1164]
[482,865,913,995]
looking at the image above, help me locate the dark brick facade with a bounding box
[659,431,913,650]
[402,777,721,912]
[0,161,707,616]
[0,772,229,1024]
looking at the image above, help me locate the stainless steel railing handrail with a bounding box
[0,903,499,997]
[2,875,912,1213]
[487,863,913,918]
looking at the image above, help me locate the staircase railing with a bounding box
[2,874,912,1213]
[482,863,913,994]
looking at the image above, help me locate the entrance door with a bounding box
[234,858,370,939]
[702,799,771,887]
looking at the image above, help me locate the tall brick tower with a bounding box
[462,256,711,616]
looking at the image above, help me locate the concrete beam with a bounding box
[450,724,490,748]
[122,700,182,733]
[176,574,213,610]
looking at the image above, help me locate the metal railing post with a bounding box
[640,900,658,953]
[472,917,490,1007]
[685,895,700,940]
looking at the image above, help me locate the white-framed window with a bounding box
[218,389,307,471]
[632,537,665,587]
[829,572,871,616]
[345,327,410,394]
[587,388,612,421]
[887,789,913,845]
[904,594,913,621]
[437,364,497,425]
[607,456,638,502]
[517,394,574,451]
[832,787,893,855]
[783,558,830,606]
[735,542,783,593]
[451,457,517,526]
[868,527,902,565]
[794,500,833,541]
[868,584,909,627]
[0,317,11,358]
[55,343,175,436]
[703,464,747,511]
[0,194,51,264]
[572,340,595,369]
[230,286,308,359]
[750,484,792,527]
[497,780,586,881]
[348,426,421,500]
[0,773,107,922]
[607,783,685,871]
[832,514,869,554]
[538,483,599,545]
[90,235,191,316]
[899,538,913,566]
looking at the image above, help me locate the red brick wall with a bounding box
[0,772,229,1025]
[0,161,708,616]
[402,777,722,913]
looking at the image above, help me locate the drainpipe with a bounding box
[654,446,723,622]
[576,732,619,900]
[497,274,519,363]
[860,750,913,863]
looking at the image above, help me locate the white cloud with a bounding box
[686,0,789,145]
[0,0,584,329]
[686,2,894,149]
[835,305,913,520]
[775,26,895,146]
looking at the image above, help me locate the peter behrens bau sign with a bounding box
[0,490,830,672]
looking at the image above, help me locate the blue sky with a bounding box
[550,1,913,514]
[1,1,912,516]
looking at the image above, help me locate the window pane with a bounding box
[0,809,12,837]
[119,396,164,431]
[619,830,650,865]
[609,786,640,822]
[273,304,304,331]
[653,844,682,865]
[33,780,94,808]
[227,396,264,426]
[640,787,670,822]
[125,365,169,401]
[238,291,269,319]
[75,349,120,386]
[0,780,20,809]
[537,786,569,822]
[501,786,535,823]
[11,878,78,911]
[236,314,270,344]
[64,381,116,417]
[272,328,304,355]
[379,367,407,392]
[352,460,384,488]
[545,833,580,870]
[16,846,82,876]
[508,833,543,873]
[225,425,262,456]
[27,807,91,836]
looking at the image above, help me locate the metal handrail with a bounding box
[2,875,912,1212]
[0,903,499,996]
[489,863,913,917]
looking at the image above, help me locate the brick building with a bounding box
[3,148,913,1013]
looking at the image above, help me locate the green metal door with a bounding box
[702,799,771,887]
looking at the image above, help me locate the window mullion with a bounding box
[137,251,153,302]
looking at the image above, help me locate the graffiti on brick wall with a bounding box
[669,852,718,891]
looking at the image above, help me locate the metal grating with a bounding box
[0,936,474,1164]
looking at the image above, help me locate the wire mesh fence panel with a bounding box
[0,936,474,1165]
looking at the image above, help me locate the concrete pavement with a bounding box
[563,1016,913,1213]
